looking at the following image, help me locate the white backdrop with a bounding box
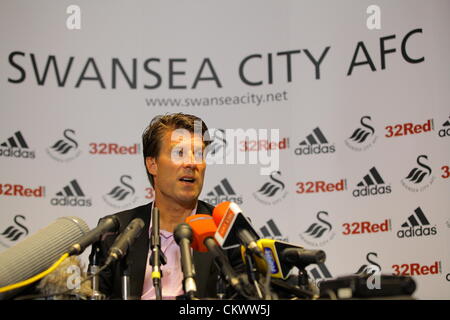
[0,0,449,299]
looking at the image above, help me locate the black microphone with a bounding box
[281,248,326,269]
[174,223,197,298]
[68,215,120,256]
[149,207,166,300]
[104,218,145,266]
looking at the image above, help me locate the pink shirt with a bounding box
[140,206,196,300]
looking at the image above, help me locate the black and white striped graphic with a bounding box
[206,178,236,197]
[0,131,29,148]
[299,127,328,145]
[356,167,385,187]
[55,179,85,197]
[260,219,282,238]
[401,207,430,228]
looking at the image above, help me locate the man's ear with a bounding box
[145,157,157,176]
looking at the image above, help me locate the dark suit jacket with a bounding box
[88,200,238,300]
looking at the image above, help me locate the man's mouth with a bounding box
[179,176,196,184]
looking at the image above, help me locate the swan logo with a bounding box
[205,128,230,164]
[401,155,435,192]
[299,211,335,247]
[355,252,382,290]
[0,131,35,159]
[355,252,382,275]
[0,215,29,248]
[103,175,138,209]
[253,171,288,205]
[46,129,81,162]
[345,116,377,151]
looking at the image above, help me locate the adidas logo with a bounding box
[308,263,333,287]
[203,178,242,205]
[438,116,450,137]
[294,127,335,156]
[50,179,92,207]
[0,131,35,159]
[259,219,288,241]
[46,129,81,162]
[253,171,288,205]
[103,175,138,209]
[352,167,392,197]
[0,215,29,248]
[397,207,437,238]
[299,211,335,247]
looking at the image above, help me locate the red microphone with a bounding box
[184,214,216,252]
[185,214,244,292]
[212,201,263,258]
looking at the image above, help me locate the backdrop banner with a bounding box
[0,0,448,299]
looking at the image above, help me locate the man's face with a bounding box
[146,129,206,206]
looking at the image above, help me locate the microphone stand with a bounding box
[149,207,166,300]
[244,251,263,299]
[121,256,133,300]
[89,242,106,300]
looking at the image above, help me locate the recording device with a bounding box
[213,201,263,258]
[174,223,197,299]
[0,216,90,300]
[104,218,145,266]
[185,214,245,293]
[318,274,416,299]
[242,239,325,279]
[68,215,119,256]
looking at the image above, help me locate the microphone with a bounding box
[185,214,245,293]
[0,216,90,300]
[213,201,263,258]
[174,223,197,299]
[104,218,145,266]
[149,206,166,300]
[68,215,119,256]
[245,239,326,280]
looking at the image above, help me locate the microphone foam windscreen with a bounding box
[212,201,231,226]
[0,216,89,299]
[185,214,217,252]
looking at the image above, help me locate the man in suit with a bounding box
[89,113,242,300]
